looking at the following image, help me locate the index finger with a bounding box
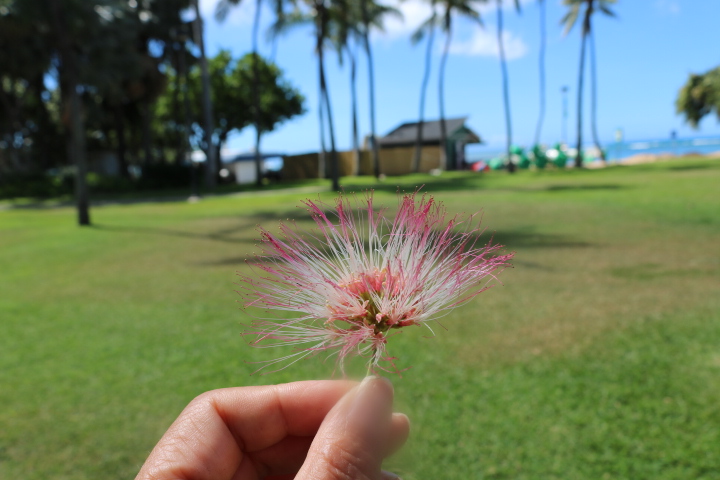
[215,380,356,452]
[136,380,355,480]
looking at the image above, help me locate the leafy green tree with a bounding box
[676,66,720,128]
[215,0,287,186]
[562,0,616,167]
[92,1,191,175]
[158,51,305,171]
[437,0,483,170]
[0,4,58,174]
[33,0,145,224]
[0,0,191,221]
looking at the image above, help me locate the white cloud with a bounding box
[377,0,436,40]
[449,27,528,60]
[475,0,534,16]
[655,0,680,15]
[199,0,254,26]
[375,0,531,56]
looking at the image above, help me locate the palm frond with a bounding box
[560,5,580,35]
[599,4,616,17]
[368,5,404,32]
[410,13,438,45]
[215,0,242,22]
[265,7,308,42]
[455,3,482,26]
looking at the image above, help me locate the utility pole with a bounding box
[192,0,217,189]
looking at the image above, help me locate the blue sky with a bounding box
[197,0,720,156]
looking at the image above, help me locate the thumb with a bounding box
[295,376,398,480]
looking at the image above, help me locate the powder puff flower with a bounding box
[238,191,513,374]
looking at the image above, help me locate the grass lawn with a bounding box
[1,158,719,479]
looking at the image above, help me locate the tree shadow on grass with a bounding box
[340,175,483,194]
[541,183,625,192]
[91,207,320,245]
[666,163,717,172]
[201,226,593,268]
[93,223,251,245]
[487,228,593,249]
[341,179,628,195]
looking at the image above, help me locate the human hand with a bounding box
[135,377,410,480]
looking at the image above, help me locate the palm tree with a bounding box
[411,1,438,173]
[346,34,362,176]
[333,2,400,177]
[496,0,521,173]
[534,0,546,146]
[328,5,361,175]
[316,1,342,191]
[360,0,400,178]
[588,29,605,162]
[269,0,343,191]
[561,0,616,167]
[437,0,483,171]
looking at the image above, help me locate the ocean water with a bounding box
[466,136,720,163]
[605,136,720,160]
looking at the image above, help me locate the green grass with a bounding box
[1,158,719,479]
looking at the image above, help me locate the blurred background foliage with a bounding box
[0,0,304,200]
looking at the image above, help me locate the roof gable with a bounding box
[378,117,481,146]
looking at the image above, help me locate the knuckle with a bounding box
[319,438,376,480]
[185,390,218,417]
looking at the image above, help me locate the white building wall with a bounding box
[233,162,258,185]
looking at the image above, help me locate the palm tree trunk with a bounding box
[178,42,193,159]
[141,99,153,166]
[171,46,183,164]
[534,0,546,146]
[413,18,436,174]
[497,0,515,173]
[320,58,340,191]
[178,40,197,195]
[252,0,264,186]
[438,24,452,171]
[589,29,605,162]
[575,16,589,168]
[361,0,381,178]
[192,0,217,188]
[49,0,90,225]
[68,86,90,225]
[114,105,128,177]
[316,5,339,191]
[31,74,55,171]
[348,44,360,176]
[317,82,327,178]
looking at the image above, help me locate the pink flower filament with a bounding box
[238,191,513,374]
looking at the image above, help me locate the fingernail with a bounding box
[357,375,393,400]
[348,376,393,429]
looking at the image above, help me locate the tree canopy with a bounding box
[156,50,305,159]
[676,67,720,128]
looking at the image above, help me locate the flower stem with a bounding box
[366,345,377,377]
